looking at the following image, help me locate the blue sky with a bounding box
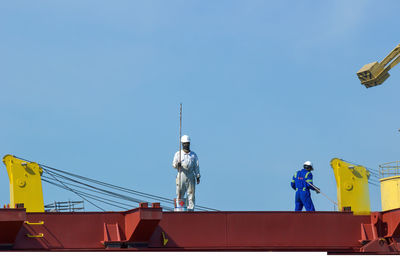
[0,0,399,212]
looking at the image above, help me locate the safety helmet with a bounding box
[181,135,190,143]
[304,161,313,167]
[303,161,313,170]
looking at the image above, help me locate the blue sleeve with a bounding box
[291,174,296,190]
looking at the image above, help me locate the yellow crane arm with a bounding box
[357,43,400,88]
[330,158,371,215]
[380,44,400,68]
[2,155,44,212]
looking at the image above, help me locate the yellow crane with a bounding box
[357,43,400,88]
[331,158,371,215]
[3,155,44,212]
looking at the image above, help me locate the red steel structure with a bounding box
[1,203,400,253]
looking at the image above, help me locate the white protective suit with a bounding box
[172,150,200,211]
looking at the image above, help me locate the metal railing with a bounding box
[45,200,84,212]
[379,161,400,178]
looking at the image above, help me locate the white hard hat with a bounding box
[181,135,190,143]
[304,161,313,167]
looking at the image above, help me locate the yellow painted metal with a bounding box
[2,155,44,212]
[26,233,44,238]
[330,158,371,215]
[357,43,400,88]
[162,232,169,246]
[380,176,400,211]
[24,221,44,225]
[379,161,400,211]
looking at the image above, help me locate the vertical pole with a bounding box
[178,103,182,199]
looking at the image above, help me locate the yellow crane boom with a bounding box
[3,155,44,212]
[331,158,371,215]
[357,43,400,88]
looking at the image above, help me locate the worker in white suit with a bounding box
[172,135,201,211]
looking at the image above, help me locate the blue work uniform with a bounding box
[291,169,315,211]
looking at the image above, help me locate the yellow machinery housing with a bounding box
[379,161,400,211]
[331,158,371,215]
[3,155,44,212]
[357,43,400,88]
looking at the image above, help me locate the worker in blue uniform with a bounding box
[291,161,320,211]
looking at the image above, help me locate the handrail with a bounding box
[26,233,44,238]
[24,221,44,225]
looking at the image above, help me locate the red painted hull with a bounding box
[1,204,400,253]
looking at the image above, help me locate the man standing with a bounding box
[172,135,201,211]
[291,161,320,211]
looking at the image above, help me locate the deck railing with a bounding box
[379,161,400,178]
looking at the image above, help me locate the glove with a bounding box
[177,162,181,168]
[314,187,321,194]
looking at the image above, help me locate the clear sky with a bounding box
[0,0,399,212]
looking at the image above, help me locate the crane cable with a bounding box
[14,156,219,212]
[44,168,106,211]
[41,169,175,211]
[43,169,149,204]
[42,169,176,211]
[42,178,132,210]
[41,167,214,211]
[341,159,381,177]
[39,161,217,211]
[42,164,175,203]
[42,173,145,209]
